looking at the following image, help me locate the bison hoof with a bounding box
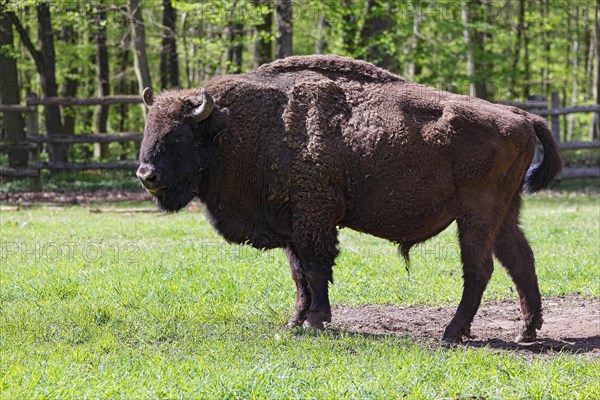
[515,332,537,343]
[301,312,331,331]
[441,334,463,344]
[515,319,541,343]
[286,318,305,329]
[303,319,325,331]
[442,324,473,344]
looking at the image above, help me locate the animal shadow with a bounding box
[464,335,600,355]
[321,326,600,356]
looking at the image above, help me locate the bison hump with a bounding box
[255,55,405,84]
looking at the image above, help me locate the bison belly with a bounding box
[340,157,457,243]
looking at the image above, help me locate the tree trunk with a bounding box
[360,0,398,72]
[253,0,273,67]
[407,1,421,79]
[60,24,78,136]
[95,1,110,159]
[341,0,358,55]
[167,1,179,88]
[592,0,600,140]
[542,0,551,95]
[0,11,27,167]
[226,1,244,73]
[228,22,244,73]
[583,3,593,99]
[510,0,525,98]
[160,0,179,89]
[274,0,292,59]
[10,5,66,161]
[21,2,66,162]
[461,0,488,99]
[314,8,328,54]
[181,11,192,87]
[523,2,530,99]
[567,6,580,141]
[116,16,133,160]
[128,0,152,118]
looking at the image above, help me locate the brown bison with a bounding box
[137,55,562,343]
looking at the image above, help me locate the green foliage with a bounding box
[0,192,598,397]
[10,0,596,98]
[3,0,598,158]
[0,44,19,59]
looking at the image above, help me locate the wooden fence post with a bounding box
[551,91,560,143]
[533,96,548,165]
[25,92,41,191]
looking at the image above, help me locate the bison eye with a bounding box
[175,134,191,143]
[171,132,193,144]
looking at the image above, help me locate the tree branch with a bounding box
[7,12,43,74]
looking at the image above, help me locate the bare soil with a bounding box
[331,295,600,357]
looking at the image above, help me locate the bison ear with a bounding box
[142,87,153,108]
[204,107,230,140]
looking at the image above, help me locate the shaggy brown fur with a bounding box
[138,55,562,343]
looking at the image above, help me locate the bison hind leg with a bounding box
[442,190,503,343]
[494,195,543,343]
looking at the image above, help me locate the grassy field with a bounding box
[1,189,598,398]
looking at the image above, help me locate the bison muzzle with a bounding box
[137,55,562,343]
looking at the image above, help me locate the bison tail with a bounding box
[525,118,563,193]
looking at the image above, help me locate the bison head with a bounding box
[137,87,229,212]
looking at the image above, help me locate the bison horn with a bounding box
[142,87,153,107]
[190,90,215,122]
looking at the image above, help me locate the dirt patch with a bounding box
[331,295,600,357]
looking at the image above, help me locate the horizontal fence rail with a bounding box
[24,95,143,106]
[0,104,36,112]
[0,141,38,151]
[559,141,600,150]
[32,161,140,170]
[559,167,600,179]
[25,133,143,144]
[529,104,600,116]
[0,168,40,177]
[496,100,548,109]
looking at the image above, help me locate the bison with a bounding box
[137,55,562,343]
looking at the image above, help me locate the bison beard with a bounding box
[137,55,562,344]
[154,185,195,212]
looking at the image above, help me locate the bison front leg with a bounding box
[288,226,339,331]
[285,244,311,328]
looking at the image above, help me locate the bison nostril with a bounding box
[146,172,160,184]
[136,165,161,186]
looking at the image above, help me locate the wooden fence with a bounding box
[0,94,142,189]
[0,91,599,190]
[497,93,600,180]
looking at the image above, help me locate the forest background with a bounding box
[0,0,598,166]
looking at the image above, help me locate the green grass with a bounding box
[1,192,598,399]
